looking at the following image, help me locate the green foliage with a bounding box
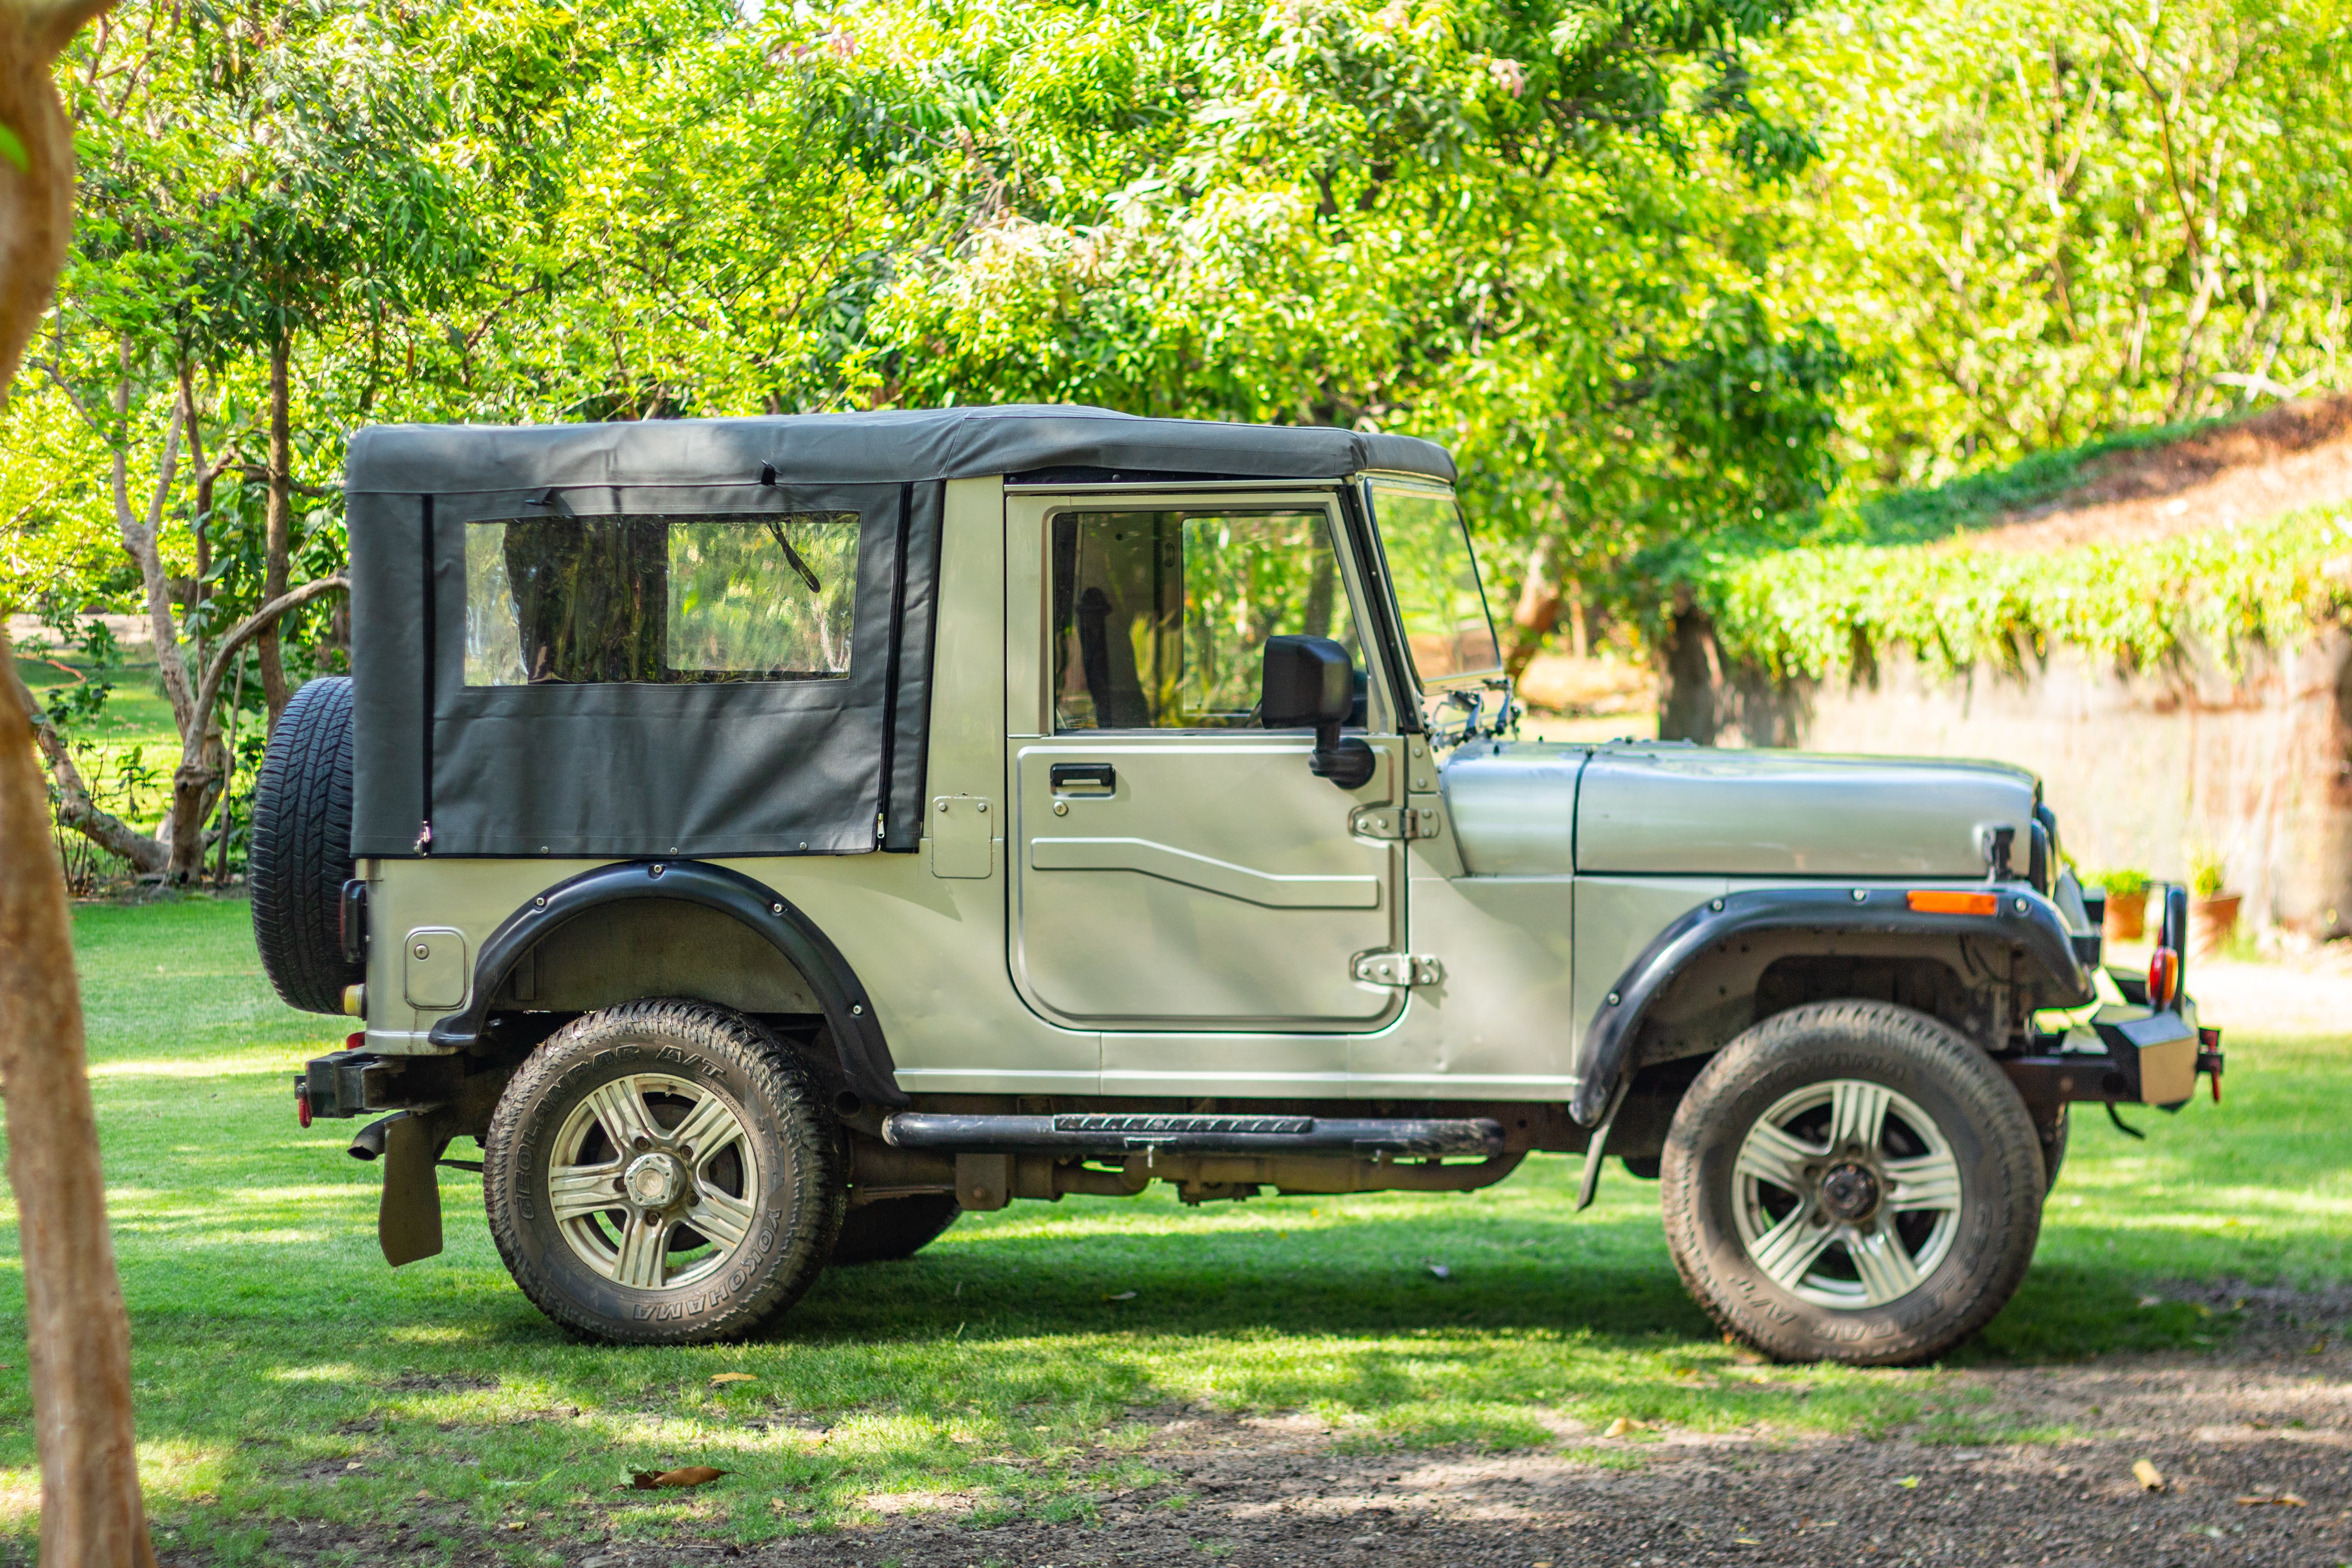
[1698,502,2352,683]
[1759,0,2352,491]
[2087,867,2149,897]
[2187,846,2228,898]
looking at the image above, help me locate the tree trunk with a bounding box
[1658,593,1720,745]
[258,335,293,727]
[1504,538,1560,679]
[165,577,348,879]
[1,6,162,1561]
[2,647,160,1568]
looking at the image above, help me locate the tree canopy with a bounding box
[4,0,2347,682]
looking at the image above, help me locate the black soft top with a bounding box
[346,407,1453,863]
[345,404,1455,494]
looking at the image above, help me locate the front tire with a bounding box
[484,1000,843,1344]
[1659,1001,2043,1367]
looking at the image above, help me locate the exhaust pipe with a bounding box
[348,1112,402,1161]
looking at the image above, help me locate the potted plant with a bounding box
[2187,846,2240,958]
[2091,869,2151,942]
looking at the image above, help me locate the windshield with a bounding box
[1366,481,1501,690]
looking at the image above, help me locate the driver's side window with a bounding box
[1049,507,1362,732]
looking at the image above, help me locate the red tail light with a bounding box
[2147,947,2181,1009]
[295,1078,313,1129]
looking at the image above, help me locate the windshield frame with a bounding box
[1360,475,1504,695]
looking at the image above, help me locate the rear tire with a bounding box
[832,1193,960,1265]
[484,999,843,1344]
[1659,1000,2043,1367]
[249,675,360,1014]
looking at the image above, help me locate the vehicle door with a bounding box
[1006,490,1408,1048]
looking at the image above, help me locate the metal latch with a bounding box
[1350,804,1439,840]
[1353,951,1444,987]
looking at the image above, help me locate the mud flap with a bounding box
[379,1112,446,1266]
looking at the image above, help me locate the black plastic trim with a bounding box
[1571,883,2096,1125]
[427,859,909,1107]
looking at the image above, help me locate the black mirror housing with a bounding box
[1261,635,1354,728]
[1261,635,1375,789]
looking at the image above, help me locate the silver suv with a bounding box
[251,407,2219,1365]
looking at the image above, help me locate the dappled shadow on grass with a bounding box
[783,1205,1710,1346]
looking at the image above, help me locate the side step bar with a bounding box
[881,1112,1503,1158]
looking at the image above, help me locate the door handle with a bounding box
[1049,762,1116,795]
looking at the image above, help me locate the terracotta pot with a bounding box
[2190,893,2242,959]
[2102,889,2149,943]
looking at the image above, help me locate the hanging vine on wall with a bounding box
[1692,504,2352,685]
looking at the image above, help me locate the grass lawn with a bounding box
[1,897,2347,1563]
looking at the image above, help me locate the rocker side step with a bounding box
[880,1112,1504,1157]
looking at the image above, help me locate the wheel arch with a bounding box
[428,860,909,1110]
[1573,885,2091,1125]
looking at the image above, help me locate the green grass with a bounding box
[2,898,2348,1563]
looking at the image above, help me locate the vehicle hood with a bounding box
[1441,743,2038,879]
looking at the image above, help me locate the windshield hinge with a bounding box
[1353,951,1444,988]
[1350,803,1439,841]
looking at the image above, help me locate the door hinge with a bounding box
[1353,951,1444,987]
[1350,803,1439,840]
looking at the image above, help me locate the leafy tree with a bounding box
[1761,0,2352,489]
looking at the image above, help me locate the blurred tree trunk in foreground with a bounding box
[1,1,163,1562]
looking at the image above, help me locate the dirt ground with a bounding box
[1970,392,2352,554]
[201,1287,2352,1568]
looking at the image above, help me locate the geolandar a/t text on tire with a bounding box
[260,407,2219,1361]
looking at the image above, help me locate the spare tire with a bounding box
[250,675,361,1014]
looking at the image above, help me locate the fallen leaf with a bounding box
[630,1466,727,1490]
[2137,1295,2164,1308]
[1896,1475,1920,1489]
[2133,1460,2166,1492]
[1426,1261,1451,1279]
[1603,1417,1636,1438]
[708,1372,756,1386]
[1104,1290,1138,1301]
[2235,1493,2307,1507]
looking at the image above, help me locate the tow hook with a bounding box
[295,1076,313,1128]
[2197,1026,2225,1104]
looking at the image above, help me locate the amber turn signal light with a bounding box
[1907,889,1999,916]
[2147,947,2181,1009]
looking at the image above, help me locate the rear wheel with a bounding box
[832,1193,960,1265]
[484,999,843,1343]
[1659,1000,2043,1367]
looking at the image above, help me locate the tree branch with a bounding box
[188,577,349,746]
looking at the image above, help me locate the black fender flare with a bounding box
[427,859,910,1109]
[1571,883,2094,1125]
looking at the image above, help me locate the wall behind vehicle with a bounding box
[1651,626,2351,940]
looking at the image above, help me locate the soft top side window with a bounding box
[1050,507,1363,732]
[463,511,860,686]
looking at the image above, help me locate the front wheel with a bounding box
[1659,1001,2043,1367]
[484,999,844,1343]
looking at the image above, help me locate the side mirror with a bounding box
[1261,635,1376,789]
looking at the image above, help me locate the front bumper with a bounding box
[2000,969,2223,1115]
